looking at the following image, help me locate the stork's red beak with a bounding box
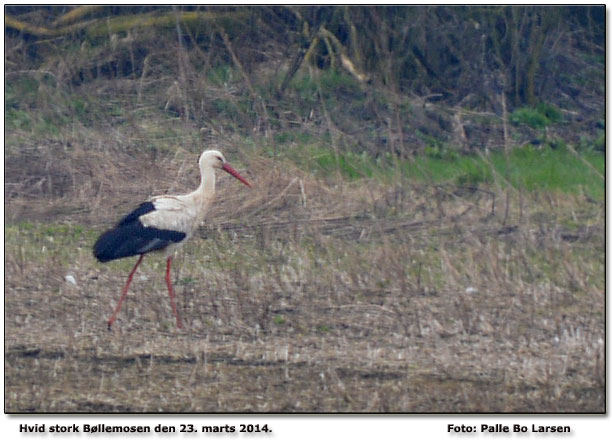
[222,163,251,187]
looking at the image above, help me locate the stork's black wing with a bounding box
[93,202,186,263]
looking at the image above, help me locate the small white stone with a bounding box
[65,274,77,286]
[465,286,478,294]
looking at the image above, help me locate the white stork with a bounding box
[93,150,251,329]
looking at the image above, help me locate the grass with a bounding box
[510,103,563,129]
[299,146,379,180]
[2,4,605,415]
[267,140,604,201]
[5,168,605,413]
[4,156,605,411]
[290,70,362,102]
[493,146,604,198]
[402,146,604,199]
[3,40,604,413]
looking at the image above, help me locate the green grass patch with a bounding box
[273,138,603,198]
[6,222,95,244]
[308,148,378,180]
[405,150,493,187]
[395,144,602,199]
[510,102,562,129]
[4,222,100,271]
[493,145,604,198]
[290,70,361,99]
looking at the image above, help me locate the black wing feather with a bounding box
[93,202,186,263]
[117,201,156,226]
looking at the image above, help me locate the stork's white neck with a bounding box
[196,164,216,197]
[184,158,218,224]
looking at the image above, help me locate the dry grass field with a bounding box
[4,5,604,413]
[4,147,605,413]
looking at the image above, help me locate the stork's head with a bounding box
[199,150,251,187]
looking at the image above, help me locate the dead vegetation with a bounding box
[4,145,605,412]
[4,6,604,413]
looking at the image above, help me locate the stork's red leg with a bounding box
[107,254,144,330]
[165,256,184,329]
